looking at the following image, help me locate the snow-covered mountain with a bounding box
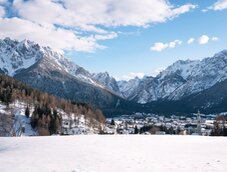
[0,38,116,98]
[2,37,227,114]
[93,72,122,96]
[117,77,141,99]
[0,38,43,76]
[0,37,105,88]
[118,50,227,103]
[0,38,136,116]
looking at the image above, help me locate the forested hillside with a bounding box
[0,74,105,136]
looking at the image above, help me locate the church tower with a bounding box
[197,110,202,135]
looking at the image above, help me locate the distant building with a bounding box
[185,124,197,134]
[155,131,166,135]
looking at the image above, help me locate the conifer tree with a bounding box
[110,119,115,125]
[134,125,139,134]
[25,106,30,118]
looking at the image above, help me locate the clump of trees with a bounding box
[134,125,139,134]
[25,106,30,118]
[211,115,227,136]
[0,74,105,135]
[31,105,61,135]
[139,124,175,134]
[0,112,12,136]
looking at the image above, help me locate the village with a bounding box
[104,111,227,136]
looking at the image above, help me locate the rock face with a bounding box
[0,38,43,76]
[92,72,122,96]
[117,77,142,100]
[118,50,227,104]
[0,37,104,88]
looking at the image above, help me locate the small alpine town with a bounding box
[104,111,227,136]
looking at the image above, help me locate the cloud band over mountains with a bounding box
[0,0,196,53]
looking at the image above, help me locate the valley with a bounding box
[1,38,227,116]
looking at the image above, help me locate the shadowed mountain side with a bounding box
[147,78,227,115]
[14,58,147,117]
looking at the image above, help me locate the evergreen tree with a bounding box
[134,125,139,134]
[25,106,30,118]
[110,119,115,125]
[53,109,57,119]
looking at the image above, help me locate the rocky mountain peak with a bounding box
[0,38,43,76]
[93,72,122,96]
[118,50,227,103]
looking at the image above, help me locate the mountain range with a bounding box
[0,38,141,117]
[1,37,227,115]
[118,50,227,103]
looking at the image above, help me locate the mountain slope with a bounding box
[118,77,141,99]
[0,38,43,76]
[119,50,227,103]
[0,74,106,136]
[14,58,117,109]
[93,72,122,96]
[181,78,227,113]
[147,78,227,115]
[0,38,142,116]
[0,37,104,88]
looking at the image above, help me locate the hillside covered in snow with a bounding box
[0,74,105,136]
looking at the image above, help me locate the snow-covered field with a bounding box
[0,136,227,172]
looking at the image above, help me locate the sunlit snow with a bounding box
[0,135,226,172]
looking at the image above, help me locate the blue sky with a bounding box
[0,0,227,80]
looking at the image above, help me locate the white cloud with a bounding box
[211,36,219,41]
[94,32,118,40]
[63,0,196,27]
[208,0,227,11]
[0,0,196,53]
[117,68,166,80]
[172,4,197,17]
[151,35,218,51]
[0,6,4,17]
[0,17,103,53]
[198,35,209,45]
[150,42,168,52]
[150,40,182,52]
[118,72,145,81]
[187,38,195,44]
[169,40,182,48]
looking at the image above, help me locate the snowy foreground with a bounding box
[0,136,227,172]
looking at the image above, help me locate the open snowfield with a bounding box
[0,136,227,172]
